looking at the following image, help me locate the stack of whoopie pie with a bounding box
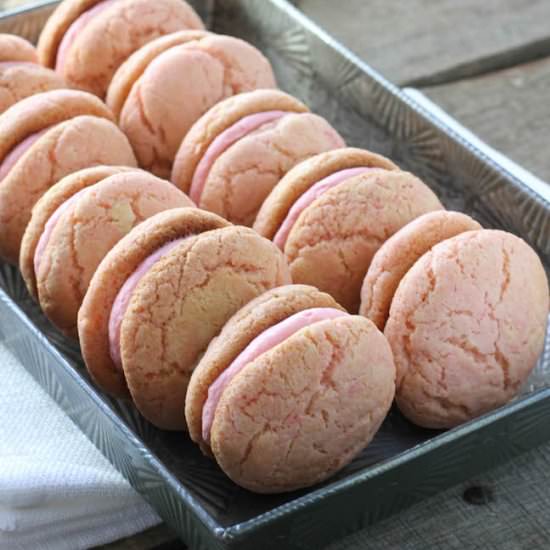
[0,0,547,495]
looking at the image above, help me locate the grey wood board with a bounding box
[326,440,550,549]
[295,0,550,86]
[422,56,550,184]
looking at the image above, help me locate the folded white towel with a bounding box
[0,342,161,550]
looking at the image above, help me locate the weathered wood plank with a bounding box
[327,440,550,550]
[422,55,550,183]
[295,0,550,86]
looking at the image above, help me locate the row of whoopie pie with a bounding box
[0,0,547,493]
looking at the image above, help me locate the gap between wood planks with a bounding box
[402,36,550,87]
[295,0,550,87]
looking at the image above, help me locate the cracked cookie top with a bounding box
[171,89,309,193]
[20,165,134,300]
[0,113,136,264]
[283,169,443,312]
[0,64,66,115]
[79,208,230,398]
[107,30,211,120]
[254,147,399,240]
[191,109,345,226]
[118,225,292,429]
[210,314,395,493]
[185,284,345,454]
[0,89,114,164]
[115,34,277,177]
[37,0,204,98]
[360,210,482,330]
[385,229,549,429]
[34,171,192,338]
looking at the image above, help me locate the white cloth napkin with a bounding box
[0,342,161,550]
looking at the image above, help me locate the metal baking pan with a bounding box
[1,1,549,549]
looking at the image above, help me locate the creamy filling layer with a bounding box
[108,237,187,370]
[273,167,374,249]
[201,307,348,445]
[0,127,51,182]
[33,186,91,277]
[56,0,116,72]
[187,110,290,204]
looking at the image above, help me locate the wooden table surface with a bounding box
[2,1,549,548]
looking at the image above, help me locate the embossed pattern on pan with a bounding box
[1,1,549,549]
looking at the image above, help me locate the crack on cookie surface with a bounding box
[120,229,289,428]
[387,230,547,428]
[37,179,185,333]
[211,318,395,492]
[200,114,339,225]
[62,0,203,96]
[0,66,64,112]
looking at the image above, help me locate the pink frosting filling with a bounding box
[273,167,374,249]
[187,110,289,204]
[56,0,116,72]
[34,187,92,277]
[108,237,187,370]
[0,127,51,182]
[201,307,348,444]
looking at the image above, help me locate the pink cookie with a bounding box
[385,229,549,429]
[186,284,395,493]
[254,148,443,312]
[20,165,133,300]
[0,89,137,264]
[107,33,277,177]
[0,62,66,115]
[0,34,38,63]
[79,209,291,429]
[0,35,66,114]
[360,210,482,329]
[172,89,345,225]
[37,0,204,98]
[115,225,290,430]
[105,30,210,121]
[79,208,231,397]
[30,170,192,338]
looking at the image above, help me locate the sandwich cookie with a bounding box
[26,169,192,337]
[0,34,65,114]
[20,165,131,300]
[171,90,345,225]
[78,209,291,429]
[37,0,204,98]
[79,208,229,398]
[105,30,211,120]
[186,284,396,493]
[107,32,277,177]
[385,229,549,429]
[0,34,39,64]
[186,284,346,453]
[360,210,482,330]
[254,148,443,312]
[0,89,136,264]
